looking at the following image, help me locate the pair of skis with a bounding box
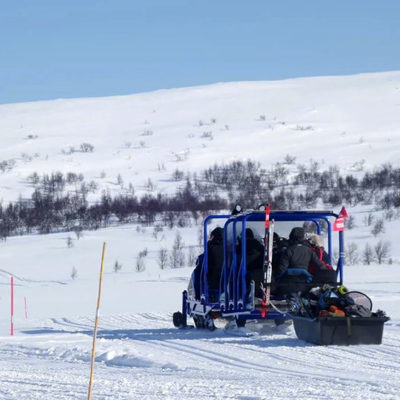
[262,205,274,309]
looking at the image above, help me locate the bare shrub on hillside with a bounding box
[25,134,38,140]
[172,169,184,181]
[363,213,374,227]
[27,172,40,185]
[346,242,359,265]
[200,131,213,140]
[0,159,16,173]
[80,143,94,153]
[295,125,313,131]
[71,266,78,280]
[346,215,356,230]
[187,247,198,267]
[145,178,155,192]
[114,260,122,273]
[371,219,385,237]
[169,232,185,268]
[284,154,296,165]
[152,224,164,239]
[384,209,394,221]
[73,226,83,240]
[362,243,374,265]
[158,248,168,270]
[136,249,147,272]
[374,241,391,264]
[117,174,124,188]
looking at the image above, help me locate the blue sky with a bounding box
[1,0,399,104]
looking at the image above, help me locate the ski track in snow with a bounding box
[0,312,399,399]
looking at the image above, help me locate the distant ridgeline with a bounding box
[0,159,399,238]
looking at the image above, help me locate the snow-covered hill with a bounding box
[1,72,400,399]
[1,71,400,203]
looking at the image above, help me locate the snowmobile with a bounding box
[173,206,390,345]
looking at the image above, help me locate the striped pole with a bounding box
[11,277,14,336]
[88,242,106,400]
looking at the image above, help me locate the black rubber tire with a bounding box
[236,318,246,328]
[173,311,183,328]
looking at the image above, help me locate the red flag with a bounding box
[338,206,349,219]
[333,217,345,232]
[265,204,270,228]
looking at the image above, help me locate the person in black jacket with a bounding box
[192,227,224,300]
[277,227,328,277]
[207,227,224,293]
[237,228,265,298]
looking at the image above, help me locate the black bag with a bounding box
[312,269,337,284]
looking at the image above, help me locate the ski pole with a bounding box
[88,242,106,400]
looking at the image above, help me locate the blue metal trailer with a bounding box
[173,209,344,330]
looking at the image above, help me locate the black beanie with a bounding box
[289,227,305,241]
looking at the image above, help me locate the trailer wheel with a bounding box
[236,318,246,328]
[173,312,184,328]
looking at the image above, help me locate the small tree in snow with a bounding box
[346,242,359,265]
[114,260,122,273]
[71,266,78,280]
[136,253,146,272]
[374,241,390,264]
[346,215,355,230]
[66,236,74,248]
[187,247,198,267]
[158,248,168,270]
[371,219,385,237]
[362,243,374,265]
[169,232,185,268]
[363,213,374,227]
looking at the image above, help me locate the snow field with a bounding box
[0,71,400,398]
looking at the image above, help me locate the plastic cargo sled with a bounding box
[293,315,390,346]
[172,206,390,345]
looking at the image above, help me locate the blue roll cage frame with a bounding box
[185,210,344,324]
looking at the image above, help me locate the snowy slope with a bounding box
[1,72,400,399]
[1,71,400,203]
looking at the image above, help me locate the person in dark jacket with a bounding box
[277,227,328,277]
[207,227,224,292]
[192,227,224,300]
[237,228,265,298]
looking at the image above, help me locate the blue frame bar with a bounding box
[191,209,342,321]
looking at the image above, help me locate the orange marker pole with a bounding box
[88,242,106,400]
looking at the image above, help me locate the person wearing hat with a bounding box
[277,227,328,277]
[307,233,336,284]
